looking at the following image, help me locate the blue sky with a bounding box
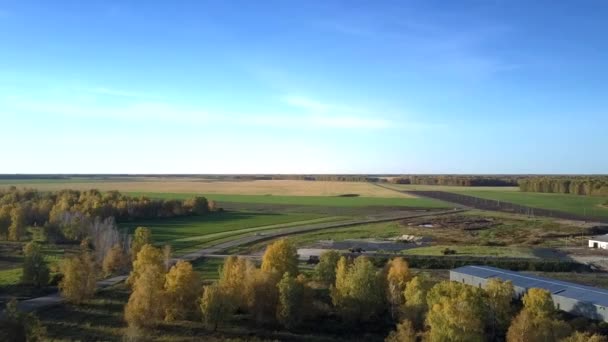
[1,1,607,174]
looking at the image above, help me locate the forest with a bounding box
[389,176,519,187]
[518,177,608,196]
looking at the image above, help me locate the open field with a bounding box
[123,192,449,208]
[119,211,341,254]
[381,183,608,220]
[451,190,608,220]
[0,179,414,198]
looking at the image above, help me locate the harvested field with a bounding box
[0,179,414,198]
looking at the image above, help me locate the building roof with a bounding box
[589,235,608,243]
[451,265,608,307]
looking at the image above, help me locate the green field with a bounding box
[125,192,450,208]
[119,211,344,254]
[383,184,520,192]
[403,245,537,258]
[452,190,608,220]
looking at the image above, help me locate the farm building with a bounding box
[588,234,608,249]
[450,265,608,322]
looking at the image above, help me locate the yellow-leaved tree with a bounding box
[130,226,151,261]
[276,272,308,329]
[331,256,385,323]
[314,250,341,285]
[385,319,417,342]
[425,281,486,342]
[561,331,608,342]
[102,243,128,277]
[200,282,233,332]
[485,278,515,340]
[386,257,411,319]
[164,260,201,322]
[506,288,571,342]
[58,242,97,303]
[218,256,256,310]
[261,238,298,277]
[402,274,431,328]
[124,244,166,330]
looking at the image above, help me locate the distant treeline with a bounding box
[519,177,608,196]
[0,187,215,241]
[389,176,519,187]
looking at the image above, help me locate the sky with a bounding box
[1,0,607,174]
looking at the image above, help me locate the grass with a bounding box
[381,184,521,192]
[402,245,537,258]
[191,258,225,281]
[124,192,450,208]
[451,190,608,220]
[119,211,339,253]
[0,268,22,286]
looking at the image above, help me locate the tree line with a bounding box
[0,187,216,242]
[389,176,519,187]
[518,177,608,196]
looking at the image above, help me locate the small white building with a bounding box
[589,234,608,249]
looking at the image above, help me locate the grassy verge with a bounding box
[402,245,537,258]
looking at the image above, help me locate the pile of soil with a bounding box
[405,215,499,231]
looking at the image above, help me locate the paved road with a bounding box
[10,208,463,314]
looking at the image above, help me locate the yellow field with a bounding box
[2,179,415,198]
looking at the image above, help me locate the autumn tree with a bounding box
[261,239,298,277]
[506,288,571,342]
[58,244,97,303]
[246,269,281,323]
[8,205,26,241]
[403,274,432,328]
[200,282,234,332]
[124,260,166,329]
[21,241,50,288]
[164,260,201,321]
[218,256,256,310]
[127,244,164,286]
[102,243,128,277]
[385,319,416,342]
[331,256,385,322]
[276,272,306,329]
[386,257,411,319]
[314,250,340,285]
[130,227,151,261]
[561,332,608,342]
[425,281,486,342]
[184,196,209,215]
[0,205,11,239]
[485,278,515,340]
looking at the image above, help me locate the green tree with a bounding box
[425,281,486,342]
[164,260,201,321]
[0,298,46,342]
[261,238,298,276]
[314,250,340,285]
[8,205,26,241]
[485,278,515,340]
[21,242,50,288]
[331,256,385,322]
[200,282,234,332]
[130,226,151,261]
[276,272,305,329]
[385,319,416,342]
